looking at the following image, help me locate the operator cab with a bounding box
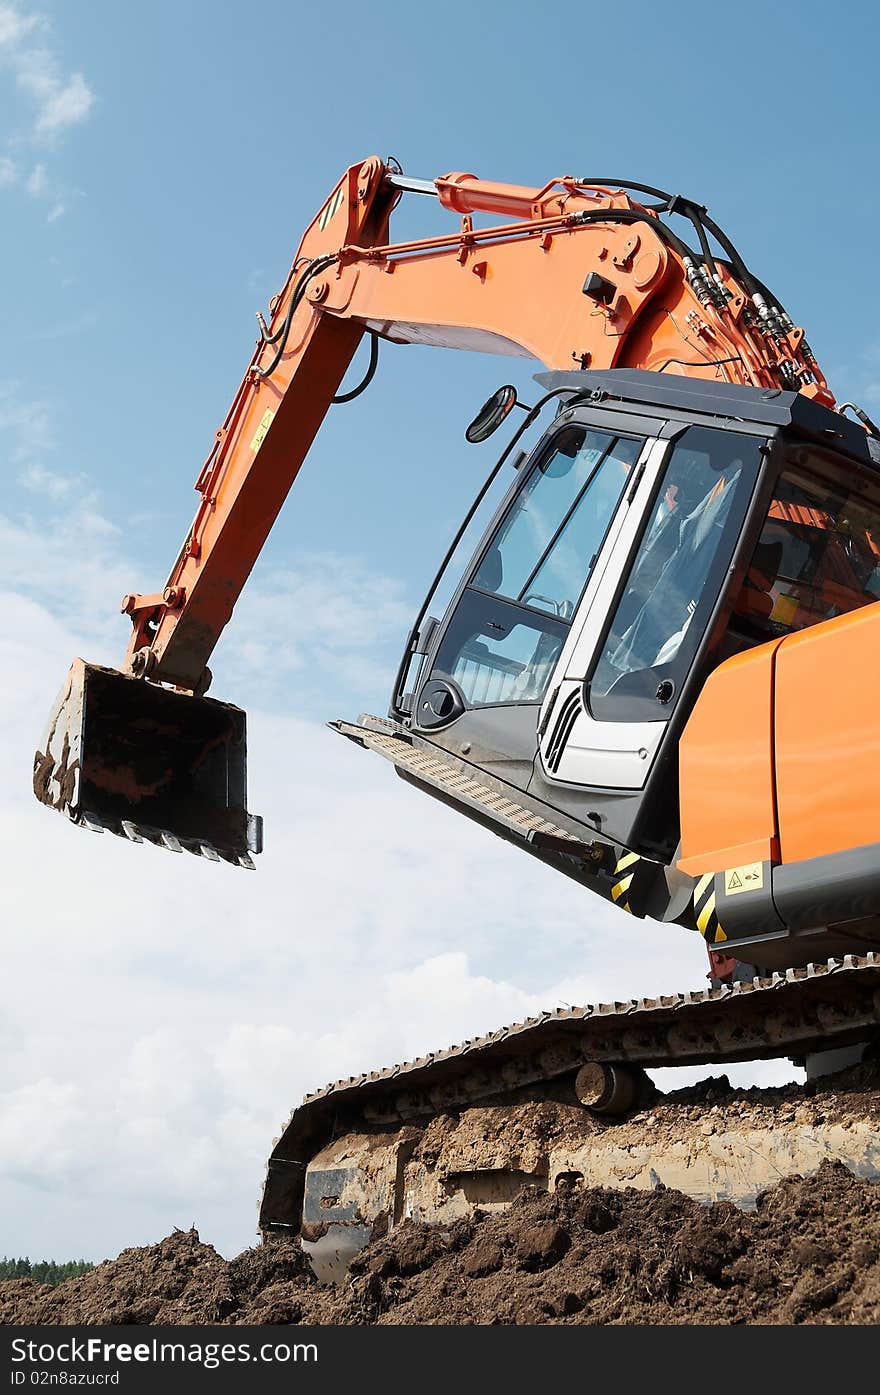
[391,370,880,865]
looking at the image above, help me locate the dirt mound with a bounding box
[3,1161,879,1325]
[349,1159,880,1324]
[0,1230,336,1327]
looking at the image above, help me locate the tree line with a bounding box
[0,1258,94,1285]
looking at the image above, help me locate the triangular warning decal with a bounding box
[724,863,763,896]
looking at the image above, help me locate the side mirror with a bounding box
[465,385,518,443]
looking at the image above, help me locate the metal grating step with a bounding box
[332,717,588,852]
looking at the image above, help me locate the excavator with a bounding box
[33,158,880,1272]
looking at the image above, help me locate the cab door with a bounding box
[536,426,767,793]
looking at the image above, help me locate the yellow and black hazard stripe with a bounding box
[318,187,345,232]
[610,852,642,915]
[606,848,667,919]
[692,872,727,945]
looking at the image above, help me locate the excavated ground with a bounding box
[3,1066,880,1326]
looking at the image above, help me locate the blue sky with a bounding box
[2,1,878,1260]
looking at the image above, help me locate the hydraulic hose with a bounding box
[254,254,338,380]
[257,258,311,345]
[568,206,696,262]
[332,330,379,404]
[575,177,755,297]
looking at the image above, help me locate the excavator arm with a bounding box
[33,156,832,862]
[122,158,830,691]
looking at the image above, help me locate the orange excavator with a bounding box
[34,159,880,1263]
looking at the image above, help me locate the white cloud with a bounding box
[0,379,55,462]
[35,69,92,135]
[24,159,45,194]
[0,2,37,47]
[0,1079,82,1180]
[218,553,415,711]
[9,35,94,138]
[17,462,79,498]
[3,382,104,516]
[0,5,93,221]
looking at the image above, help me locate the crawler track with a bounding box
[260,954,880,1234]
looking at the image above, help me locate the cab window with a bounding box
[588,426,764,721]
[727,464,880,648]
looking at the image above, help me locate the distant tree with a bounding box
[0,1258,94,1285]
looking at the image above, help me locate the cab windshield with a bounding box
[474,426,642,618]
[430,424,642,708]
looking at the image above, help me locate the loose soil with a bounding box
[3,1069,880,1326]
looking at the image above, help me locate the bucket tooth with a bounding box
[160,831,183,853]
[199,843,221,862]
[247,813,264,855]
[121,821,143,843]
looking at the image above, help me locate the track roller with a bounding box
[574,1062,644,1115]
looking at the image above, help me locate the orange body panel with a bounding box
[678,643,782,875]
[774,603,880,864]
[681,602,880,875]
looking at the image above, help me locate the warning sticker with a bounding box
[318,187,345,231]
[724,862,764,897]
[249,408,274,453]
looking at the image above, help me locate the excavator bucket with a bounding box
[33,660,262,866]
